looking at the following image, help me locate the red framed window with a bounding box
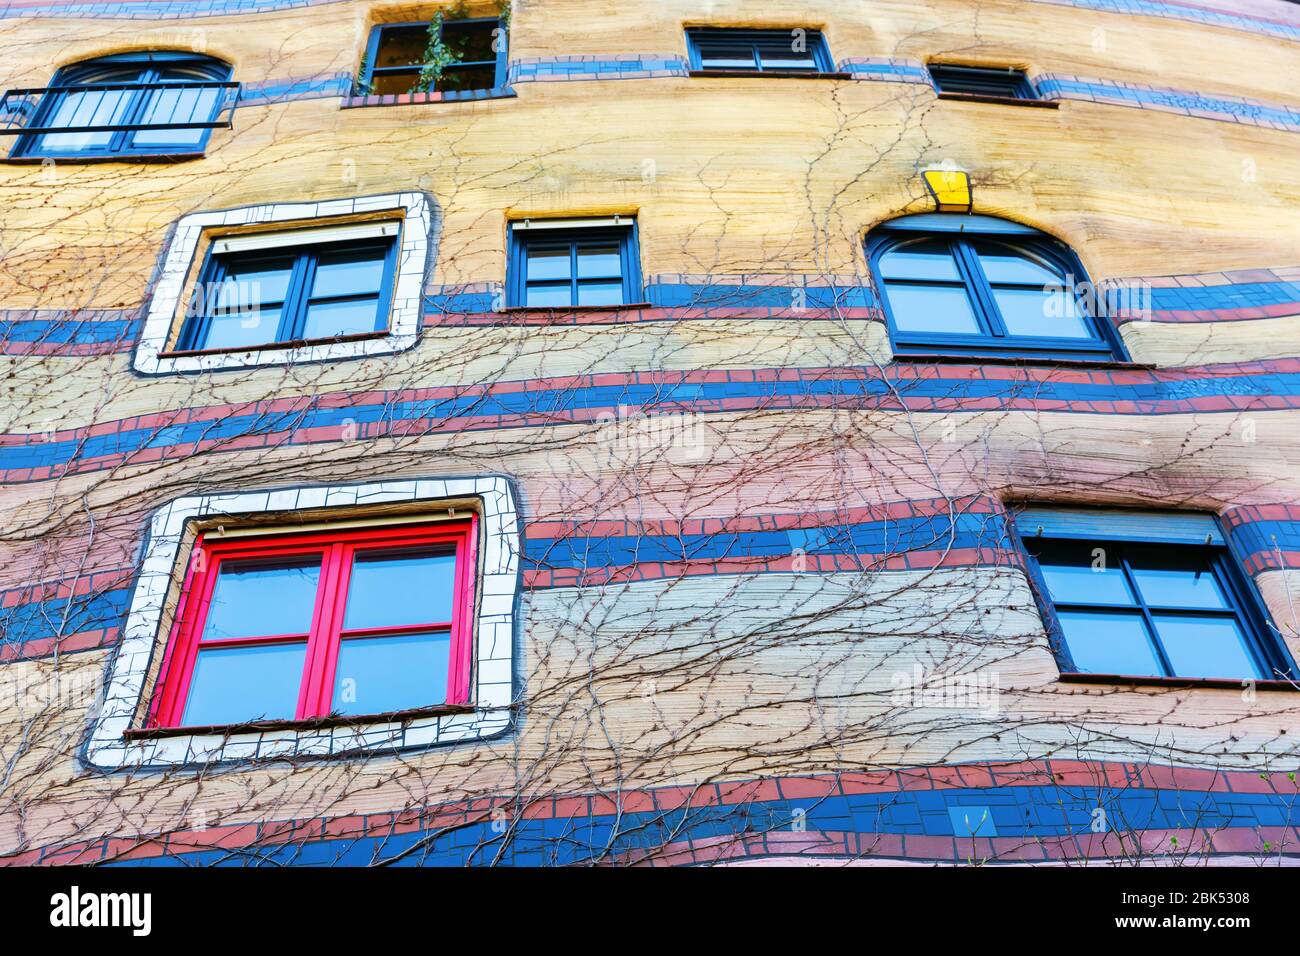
[148,519,477,729]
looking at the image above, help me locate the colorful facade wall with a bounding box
[1,0,1299,866]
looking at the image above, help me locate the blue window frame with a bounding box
[507,221,642,308]
[7,52,234,159]
[866,214,1125,361]
[928,64,1038,100]
[176,234,399,353]
[358,18,507,96]
[686,28,834,73]
[1015,507,1294,682]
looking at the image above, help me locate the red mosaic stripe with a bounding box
[7,759,1294,867]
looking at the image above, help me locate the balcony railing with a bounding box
[0,80,240,138]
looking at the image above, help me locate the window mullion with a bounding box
[280,252,315,341]
[300,543,349,718]
[569,242,579,305]
[953,239,1006,337]
[1117,550,1176,677]
[109,67,154,154]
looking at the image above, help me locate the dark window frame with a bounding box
[359,17,508,96]
[9,51,234,159]
[507,222,642,309]
[865,219,1127,361]
[176,234,400,353]
[928,64,1038,100]
[685,27,834,73]
[1012,511,1295,683]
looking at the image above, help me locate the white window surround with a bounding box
[133,192,432,375]
[84,475,519,770]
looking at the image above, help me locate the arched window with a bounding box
[865,214,1124,361]
[7,52,235,159]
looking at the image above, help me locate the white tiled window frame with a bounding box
[85,475,518,770]
[133,192,432,375]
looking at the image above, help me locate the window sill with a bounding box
[503,301,653,314]
[1058,672,1297,691]
[935,91,1060,108]
[158,329,390,359]
[342,87,516,108]
[890,352,1153,371]
[687,69,851,80]
[0,151,207,164]
[124,703,479,740]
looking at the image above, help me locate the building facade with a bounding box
[1,0,1299,866]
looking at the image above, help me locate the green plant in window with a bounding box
[412,2,506,94]
[414,11,455,94]
[354,50,372,97]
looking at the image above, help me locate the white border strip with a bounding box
[133,193,432,375]
[85,475,519,770]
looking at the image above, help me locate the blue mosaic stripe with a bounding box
[1031,0,1300,42]
[0,588,130,648]
[0,313,140,346]
[1148,280,1300,314]
[525,512,1010,572]
[0,0,351,19]
[238,73,351,106]
[1230,519,1300,559]
[101,781,1299,866]
[4,0,1294,44]
[424,290,497,314]
[645,282,875,310]
[839,60,930,83]
[1039,76,1300,131]
[509,57,687,83]
[7,366,1300,473]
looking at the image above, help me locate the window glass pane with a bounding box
[375,25,432,68]
[220,259,294,307]
[199,308,283,350]
[441,21,497,63]
[525,283,573,308]
[369,71,420,95]
[759,51,819,71]
[976,246,1062,284]
[332,631,451,715]
[1128,556,1229,610]
[182,641,307,726]
[883,282,981,335]
[576,245,622,278]
[577,281,625,306]
[1154,615,1259,680]
[311,251,386,298]
[526,246,571,281]
[39,87,135,151]
[1036,557,1134,606]
[202,558,321,640]
[993,287,1092,339]
[932,68,1029,98]
[437,64,498,92]
[343,550,457,630]
[301,298,382,339]
[1058,610,1163,675]
[131,85,220,147]
[697,43,758,70]
[879,241,961,281]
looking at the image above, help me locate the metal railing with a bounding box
[0,80,240,136]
